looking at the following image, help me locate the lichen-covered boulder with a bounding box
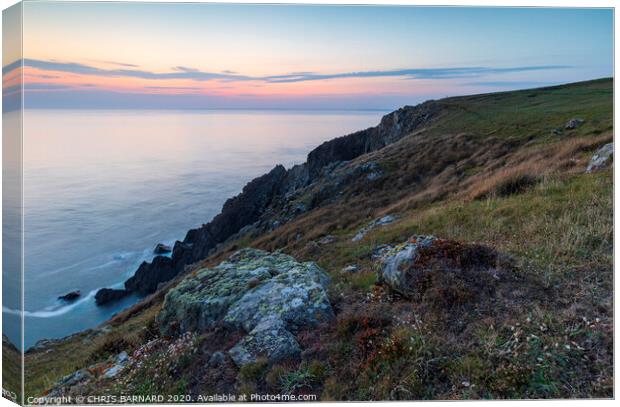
[377,236,513,305]
[158,248,334,366]
[228,317,300,367]
[224,261,332,332]
[586,142,613,173]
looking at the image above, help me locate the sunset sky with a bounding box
[3,2,614,110]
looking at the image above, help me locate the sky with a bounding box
[2,2,614,110]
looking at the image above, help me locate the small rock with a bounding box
[58,291,81,302]
[228,316,300,367]
[551,128,563,135]
[565,118,584,129]
[58,369,92,387]
[117,351,128,363]
[376,215,397,226]
[208,351,226,367]
[341,264,359,273]
[358,161,383,181]
[586,143,613,173]
[154,243,172,254]
[103,364,123,379]
[372,244,393,260]
[293,203,307,213]
[318,235,336,245]
[366,171,382,181]
[103,351,130,378]
[352,215,397,242]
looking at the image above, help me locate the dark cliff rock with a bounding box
[307,101,440,178]
[95,101,442,305]
[153,243,172,254]
[95,288,130,306]
[202,164,288,246]
[124,256,176,295]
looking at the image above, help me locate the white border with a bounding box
[0,1,616,407]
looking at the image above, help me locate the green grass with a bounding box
[2,339,22,403]
[428,79,612,143]
[23,303,161,398]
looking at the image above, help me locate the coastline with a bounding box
[12,109,386,350]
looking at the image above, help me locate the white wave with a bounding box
[3,289,97,318]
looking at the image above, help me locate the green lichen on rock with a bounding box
[158,248,334,366]
[229,316,300,366]
[224,260,333,332]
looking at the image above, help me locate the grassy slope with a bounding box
[21,78,613,400]
[2,336,22,403]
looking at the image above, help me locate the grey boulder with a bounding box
[228,317,301,367]
[586,143,613,173]
[565,118,584,129]
[157,248,334,367]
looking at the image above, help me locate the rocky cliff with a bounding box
[96,101,441,304]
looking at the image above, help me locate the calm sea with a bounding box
[5,109,384,349]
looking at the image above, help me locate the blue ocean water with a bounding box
[6,109,384,349]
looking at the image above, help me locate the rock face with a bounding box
[95,288,129,306]
[96,101,442,305]
[125,256,176,295]
[58,291,81,302]
[586,143,613,173]
[377,236,513,304]
[154,243,172,254]
[158,248,334,366]
[307,101,440,179]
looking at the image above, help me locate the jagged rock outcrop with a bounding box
[153,243,172,254]
[158,248,334,366]
[125,256,175,295]
[96,101,442,305]
[307,101,440,178]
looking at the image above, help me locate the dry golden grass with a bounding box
[464,133,612,201]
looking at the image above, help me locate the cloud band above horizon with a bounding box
[5,58,573,84]
[1,58,583,110]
